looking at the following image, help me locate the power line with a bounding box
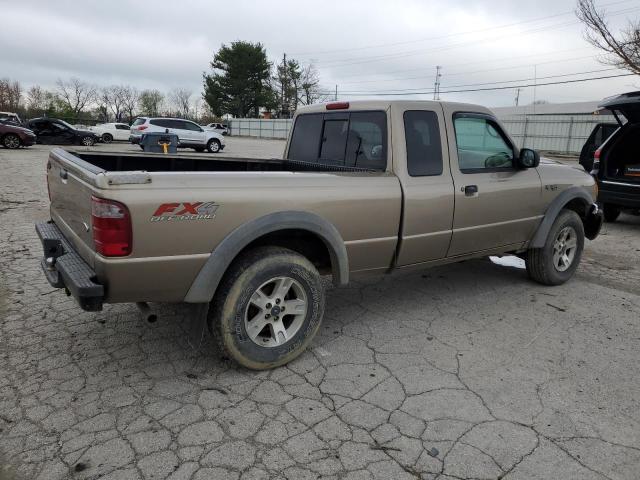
[292,0,634,57]
[317,73,635,97]
[335,68,620,94]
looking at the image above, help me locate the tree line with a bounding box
[0,78,208,125]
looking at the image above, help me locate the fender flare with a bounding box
[530,186,594,248]
[184,211,349,303]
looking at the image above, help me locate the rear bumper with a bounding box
[36,221,104,311]
[598,180,640,209]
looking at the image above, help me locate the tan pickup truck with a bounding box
[37,100,603,369]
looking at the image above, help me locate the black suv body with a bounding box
[591,92,640,222]
[27,118,98,146]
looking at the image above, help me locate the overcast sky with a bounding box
[1,0,639,108]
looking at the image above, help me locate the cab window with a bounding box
[453,115,514,173]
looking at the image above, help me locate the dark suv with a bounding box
[591,92,640,222]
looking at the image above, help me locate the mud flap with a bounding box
[185,303,210,350]
[585,204,604,240]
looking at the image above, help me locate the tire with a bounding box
[80,136,95,147]
[2,133,20,149]
[102,133,113,143]
[209,246,325,370]
[207,139,221,153]
[526,210,585,286]
[139,145,145,150]
[194,147,205,152]
[603,204,621,223]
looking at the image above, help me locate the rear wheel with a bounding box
[526,210,584,286]
[2,133,20,149]
[209,246,325,370]
[102,133,113,143]
[603,204,621,223]
[207,139,221,153]
[80,136,95,147]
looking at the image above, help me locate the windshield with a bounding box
[55,120,75,129]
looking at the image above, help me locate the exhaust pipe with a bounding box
[136,302,157,323]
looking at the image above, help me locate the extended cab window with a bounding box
[287,111,387,170]
[454,115,514,172]
[404,111,443,176]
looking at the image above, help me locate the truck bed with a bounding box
[67,150,379,173]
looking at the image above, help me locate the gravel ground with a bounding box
[1,139,639,480]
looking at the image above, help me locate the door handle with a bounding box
[464,185,478,196]
[59,169,68,180]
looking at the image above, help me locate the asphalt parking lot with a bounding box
[1,138,639,480]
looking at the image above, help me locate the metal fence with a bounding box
[229,118,293,139]
[230,113,616,155]
[499,114,616,154]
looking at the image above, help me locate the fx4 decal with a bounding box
[150,202,219,222]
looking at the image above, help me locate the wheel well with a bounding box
[240,229,333,276]
[562,198,589,219]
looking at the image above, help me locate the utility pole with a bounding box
[515,88,521,106]
[281,53,287,118]
[335,85,338,101]
[433,66,442,100]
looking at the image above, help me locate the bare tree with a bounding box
[56,78,96,117]
[169,88,192,118]
[0,78,22,111]
[298,64,326,105]
[101,85,125,121]
[120,86,139,122]
[576,0,640,75]
[138,89,164,116]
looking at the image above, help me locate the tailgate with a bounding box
[47,148,103,268]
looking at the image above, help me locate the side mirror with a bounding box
[518,148,540,168]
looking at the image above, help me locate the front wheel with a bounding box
[526,210,585,286]
[2,133,20,149]
[603,204,621,223]
[207,139,221,153]
[209,246,325,370]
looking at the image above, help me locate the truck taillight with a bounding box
[91,196,132,257]
[46,161,51,201]
[137,125,148,131]
[326,102,349,110]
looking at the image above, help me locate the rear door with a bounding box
[441,107,543,256]
[392,103,454,265]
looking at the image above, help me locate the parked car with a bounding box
[27,118,98,146]
[91,122,131,143]
[591,91,640,222]
[579,122,618,173]
[37,100,602,369]
[0,121,36,149]
[130,117,225,153]
[0,111,23,126]
[204,122,229,135]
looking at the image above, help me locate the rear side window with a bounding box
[404,111,443,176]
[150,119,169,128]
[287,111,387,170]
[288,114,323,162]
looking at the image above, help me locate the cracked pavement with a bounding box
[1,141,640,480]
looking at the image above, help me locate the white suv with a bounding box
[91,123,131,143]
[130,117,225,153]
